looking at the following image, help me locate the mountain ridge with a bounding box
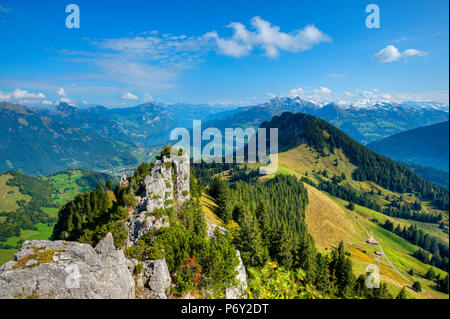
[0,102,137,176]
[368,121,449,172]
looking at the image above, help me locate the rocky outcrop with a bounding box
[119,173,129,188]
[226,251,248,299]
[126,213,169,246]
[171,155,190,204]
[125,152,190,245]
[144,159,174,212]
[128,258,171,299]
[0,233,135,299]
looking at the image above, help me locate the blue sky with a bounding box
[0,0,448,107]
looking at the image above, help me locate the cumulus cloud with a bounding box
[42,100,53,105]
[49,17,330,100]
[344,91,353,97]
[288,88,304,97]
[57,88,66,97]
[0,89,45,101]
[373,45,428,63]
[316,87,332,94]
[142,93,153,102]
[206,16,331,58]
[121,92,139,100]
[56,87,76,105]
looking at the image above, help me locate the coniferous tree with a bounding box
[255,202,272,248]
[395,287,408,299]
[236,210,268,267]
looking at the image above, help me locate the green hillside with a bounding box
[246,112,449,298]
[0,169,112,264]
[0,102,137,176]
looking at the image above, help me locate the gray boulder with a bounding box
[132,259,172,299]
[146,259,171,298]
[0,234,135,299]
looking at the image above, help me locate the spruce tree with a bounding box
[236,210,268,267]
[395,287,407,299]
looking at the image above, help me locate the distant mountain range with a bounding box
[203,97,449,144]
[0,102,137,176]
[34,98,449,147]
[1,97,448,176]
[36,102,235,146]
[368,121,449,172]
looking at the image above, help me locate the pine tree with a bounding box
[236,210,268,267]
[395,287,407,299]
[255,202,271,248]
[412,281,422,292]
[425,268,436,280]
[193,199,207,239]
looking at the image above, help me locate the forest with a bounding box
[260,112,449,211]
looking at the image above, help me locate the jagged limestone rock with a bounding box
[171,154,190,204]
[0,234,135,299]
[146,259,172,298]
[126,154,190,245]
[125,211,169,246]
[132,259,171,299]
[225,250,248,299]
[145,159,174,212]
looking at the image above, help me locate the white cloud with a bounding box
[42,100,53,105]
[315,87,332,94]
[373,45,428,63]
[143,93,153,102]
[206,17,331,58]
[288,88,304,97]
[44,17,330,99]
[55,88,76,105]
[344,91,353,97]
[0,89,45,101]
[121,92,139,100]
[60,97,75,105]
[204,31,251,58]
[57,88,66,97]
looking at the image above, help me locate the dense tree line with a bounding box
[382,205,442,224]
[0,199,56,243]
[0,171,56,242]
[5,170,55,204]
[313,179,382,212]
[52,184,129,247]
[381,220,449,272]
[262,112,449,211]
[197,163,396,298]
